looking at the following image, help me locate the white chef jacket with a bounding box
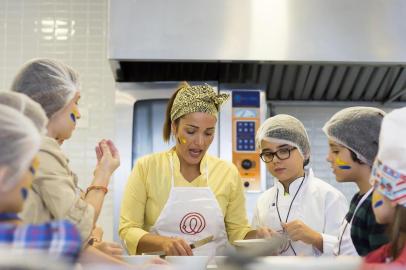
[252,169,348,256]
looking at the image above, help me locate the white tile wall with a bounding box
[0,0,116,241]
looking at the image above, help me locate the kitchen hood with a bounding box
[108,0,406,103]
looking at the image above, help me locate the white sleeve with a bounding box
[322,191,348,255]
[251,190,272,229]
[251,201,261,229]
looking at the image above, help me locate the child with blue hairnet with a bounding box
[323,107,389,256]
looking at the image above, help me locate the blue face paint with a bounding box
[372,191,385,209]
[373,200,384,208]
[70,108,80,123]
[70,113,76,123]
[336,157,352,170]
[21,188,28,200]
[29,157,39,176]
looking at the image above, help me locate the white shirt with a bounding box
[252,169,348,256]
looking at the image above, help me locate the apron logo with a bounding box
[179,212,206,235]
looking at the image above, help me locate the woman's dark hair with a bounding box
[162,82,188,142]
[389,205,406,260]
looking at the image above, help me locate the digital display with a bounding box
[234,108,258,118]
[232,91,260,108]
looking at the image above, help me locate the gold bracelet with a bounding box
[86,185,108,196]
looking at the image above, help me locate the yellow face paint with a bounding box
[70,107,80,123]
[25,157,39,199]
[372,190,384,208]
[179,137,187,144]
[335,157,351,170]
[29,156,40,176]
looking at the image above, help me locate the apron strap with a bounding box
[170,154,175,187]
[205,161,209,183]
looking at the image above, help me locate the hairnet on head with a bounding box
[0,91,48,134]
[323,106,385,166]
[170,83,229,121]
[11,58,80,118]
[0,105,40,192]
[256,114,311,163]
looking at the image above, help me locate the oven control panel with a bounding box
[232,91,261,191]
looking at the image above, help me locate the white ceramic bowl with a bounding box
[165,256,209,270]
[122,255,159,265]
[250,256,362,270]
[214,256,228,266]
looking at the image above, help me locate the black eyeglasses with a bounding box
[259,147,296,163]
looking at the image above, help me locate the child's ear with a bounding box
[390,200,398,208]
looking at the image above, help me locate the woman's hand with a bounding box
[161,237,193,256]
[244,227,289,255]
[255,227,277,239]
[243,227,276,239]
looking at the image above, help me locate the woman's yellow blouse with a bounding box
[119,149,252,254]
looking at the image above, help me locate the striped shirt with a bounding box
[0,220,81,263]
[347,192,389,256]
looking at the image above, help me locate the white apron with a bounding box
[149,153,228,256]
[334,189,373,256]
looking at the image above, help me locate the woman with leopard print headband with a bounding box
[120,82,263,256]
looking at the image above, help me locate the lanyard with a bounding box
[275,175,306,255]
[0,212,20,221]
[337,188,373,255]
